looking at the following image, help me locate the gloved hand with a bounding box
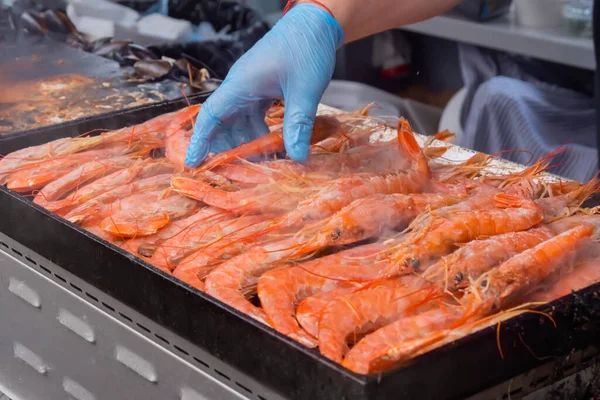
[185,4,344,168]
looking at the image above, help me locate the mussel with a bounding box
[133,59,172,80]
[94,41,163,66]
[93,40,132,56]
[128,44,159,61]
[39,9,75,34]
[132,56,213,91]
[19,11,47,35]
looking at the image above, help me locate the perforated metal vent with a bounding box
[0,233,284,400]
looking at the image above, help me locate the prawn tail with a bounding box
[431,130,456,143]
[400,284,444,315]
[353,103,374,117]
[493,192,533,209]
[42,197,75,213]
[199,217,276,254]
[422,130,454,160]
[171,177,211,202]
[507,146,568,184]
[568,174,600,207]
[66,203,99,224]
[423,145,450,161]
[396,118,424,161]
[438,153,491,182]
[364,326,451,374]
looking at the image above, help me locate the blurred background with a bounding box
[0,0,596,180]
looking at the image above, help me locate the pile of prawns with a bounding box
[2,103,600,375]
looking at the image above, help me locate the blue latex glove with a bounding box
[185,4,344,168]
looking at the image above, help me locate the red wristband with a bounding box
[283,0,336,19]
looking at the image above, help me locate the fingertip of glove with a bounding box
[184,157,200,169]
[288,141,310,162]
[185,140,210,168]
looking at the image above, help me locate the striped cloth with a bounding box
[457,44,597,182]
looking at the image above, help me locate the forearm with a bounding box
[299,0,462,43]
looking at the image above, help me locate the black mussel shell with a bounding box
[90,37,113,52]
[146,46,163,59]
[180,53,218,80]
[167,65,189,83]
[94,39,132,57]
[127,43,159,61]
[20,11,47,35]
[174,58,190,71]
[134,59,172,79]
[54,10,79,35]
[39,9,70,34]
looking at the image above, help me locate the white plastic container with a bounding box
[70,0,140,24]
[136,14,193,46]
[514,0,566,28]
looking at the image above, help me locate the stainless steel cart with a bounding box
[1,236,598,400]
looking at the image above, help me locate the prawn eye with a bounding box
[331,229,341,240]
[480,279,488,288]
[454,271,464,285]
[407,258,420,271]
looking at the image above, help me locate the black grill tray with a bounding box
[1,97,599,400]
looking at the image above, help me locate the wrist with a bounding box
[283,1,345,47]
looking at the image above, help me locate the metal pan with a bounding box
[1,98,599,400]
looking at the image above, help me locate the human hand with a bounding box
[185,4,344,168]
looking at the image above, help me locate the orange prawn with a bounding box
[259,268,363,346]
[422,226,556,292]
[151,214,267,272]
[316,225,555,362]
[210,139,409,186]
[6,145,137,192]
[273,118,431,229]
[171,176,320,215]
[33,157,137,208]
[304,191,468,250]
[100,192,199,238]
[526,256,600,303]
[211,160,310,185]
[343,225,593,374]
[296,286,363,338]
[257,243,386,343]
[171,214,280,282]
[0,105,199,184]
[534,176,599,222]
[40,159,175,214]
[0,136,107,184]
[317,276,437,363]
[203,192,467,288]
[386,193,544,276]
[64,174,174,225]
[206,242,387,346]
[205,238,335,323]
[120,207,228,258]
[198,115,342,171]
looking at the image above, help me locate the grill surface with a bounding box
[1,98,600,399]
[0,39,218,136]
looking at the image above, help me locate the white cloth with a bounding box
[457,44,597,182]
